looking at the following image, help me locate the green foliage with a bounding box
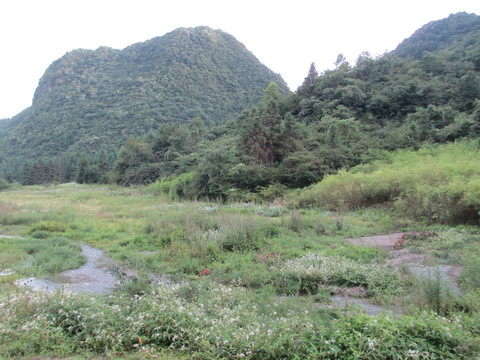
[3,13,480,196]
[0,27,289,164]
[27,221,67,234]
[393,12,480,59]
[1,183,480,359]
[0,236,85,277]
[295,142,480,225]
[274,252,407,296]
[461,255,480,291]
[217,216,277,252]
[0,177,11,191]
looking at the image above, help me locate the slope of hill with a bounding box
[393,12,480,59]
[0,26,289,160]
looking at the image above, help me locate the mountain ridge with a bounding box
[0,26,289,160]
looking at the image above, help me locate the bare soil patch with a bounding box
[346,232,463,289]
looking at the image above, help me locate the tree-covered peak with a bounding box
[1,27,288,160]
[393,12,480,59]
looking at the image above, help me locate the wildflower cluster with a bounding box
[277,252,407,295]
[1,283,479,359]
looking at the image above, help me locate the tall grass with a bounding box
[295,141,480,224]
[1,284,479,359]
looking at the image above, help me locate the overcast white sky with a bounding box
[0,0,479,119]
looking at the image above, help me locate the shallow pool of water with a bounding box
[16,245,118,294]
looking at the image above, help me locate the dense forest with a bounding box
[0,26,287,164]
[1,12,479,198]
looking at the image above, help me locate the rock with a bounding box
[0,268,16,276]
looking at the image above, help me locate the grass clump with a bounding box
[217,216,278,252]
[0,236,85,277]
[27,221,67,234]
[461,255,480,291]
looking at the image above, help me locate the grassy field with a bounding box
[1,183,480,359]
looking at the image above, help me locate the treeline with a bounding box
[1,150,116,186]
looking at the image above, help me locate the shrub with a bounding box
[0,177,11,191]
[147,172,198,200]
[294,142,480,224]
[30,230,52,239]
[28,221,67,234]
[217,217,274,252]
[284,210,306,233]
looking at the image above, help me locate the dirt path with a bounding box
[346,232,462,293]
[345,232,406,251]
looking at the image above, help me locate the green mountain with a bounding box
[393,12,480,59]
[0,26,288,160]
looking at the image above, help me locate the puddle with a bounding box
[276,294,402,316]
[407,264,462,294]
[330,295,403,316]
[16,245,118,294]
[15,245,174,294]
[55,245,118,293]
[347,232,463,293]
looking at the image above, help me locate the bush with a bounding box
[27,221,67,234]
[217,217,276,252]
[147,172,198,200]
[294,142,480,224]
[0,177,11,191]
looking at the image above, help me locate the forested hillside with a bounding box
[1,13,479,192]
[0,26,288,174]
[107,12,480,199]
[393,12,480,59]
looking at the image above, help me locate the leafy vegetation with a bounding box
[1,13,480,358]
[294,141,480,224]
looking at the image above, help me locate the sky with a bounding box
[0,0,479,119]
